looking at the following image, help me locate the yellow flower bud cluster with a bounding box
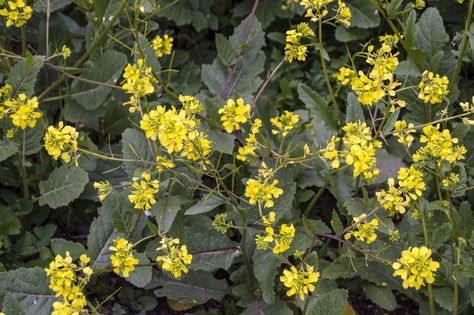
[280,264,320,301]
[109,237,139,278]
[270,110,300,136]
[128,171,159,212]
[245,163,284,208]
[0,0,32,27]
[344,214,378,244]
[255,211,296,254]
[43,122,79,163]
[121,59,155,113]
[0,85,42,132]
[392,246,440,289]
[156,237,192,279]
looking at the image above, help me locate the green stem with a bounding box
[451,0,474,89]
[237,207,256,290]
[304,182,328,217]
[421,203,435,315]
[21,27,27,56]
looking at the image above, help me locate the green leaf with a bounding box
[386,0,403,17]
[38,165,89,209]
[335,26,369,43]
[346,0,381,29]
[0,138,19,162]
[153,195,187,233]
[94,0,122,27]
[72,50,127,110]
[2,294,26,315]
[331,210,344,234]
[302,217,331,236]
[345,93,364,123]
[344,198,366,217]
[364,284,397,311]
[273,183,296,219]
[253,250,281,304]
[299,83,338,130]
[121,128,153,175]
[432,287,454,312]
[101,192,143,237]
[241,299,293,315]
[459,201,473,239]
[216,34,237,66]
[35,0,72,12]
[185,193,226,215]
[127,253,152,288]
[0,267,54,315]
[50,238,86,259]
[6,56,44,96]
[207,129,236,155]
[306,289,348,315]
[322,261,350,280]
[154,271,228,304]
[87,210,121,268]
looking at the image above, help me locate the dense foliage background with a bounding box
[1,0,474,314]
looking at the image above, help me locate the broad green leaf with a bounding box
[24,126,45,155]
[346,0,381,29]
[2,294,25,315]
[364,284,397,311]
[6,56,44,96]
[306,289,348,315]
[345,93,364,123]
[322,261,350,280]
[185,193,226,215]
[253,250,281,304]
[101,192,143,237]
[94,0,122,27]
[216,34,237,66]
[207,129,236,155]
[241,299,293,315]
[0,138,19,162]
[432,287,454,312]
[344,198,366,217]
[156,0,217,32]
[38,166,89,209]
[50,238,86,259]
[302,217,332,236]
[121,128,153,175]
[35,0,72,12]
[154,271,228,304]
[72,50,127,110]
[331,210,344,234]
[386,0,403,17]
[0,267,54,315]
[87,210,121,268]
[335,26,369,43]
[273,183,296,219]
[153,195,187,233]
[459,201,473,239]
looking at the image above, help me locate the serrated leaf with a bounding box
[72,50,126,110]
[38,166,89,209]
[0,267,54,315]
[6,56,44,96]
[322,261,350,280]
[185,193,226,215]
[344,198,366,217]
[154,271,228,304]
[307,289,348,315]
[253,250,281,304]
[298,83,338,131]
[364,284,397,311]
[216,34,237,66]
[0,138,19,162]
[303,217,332,236]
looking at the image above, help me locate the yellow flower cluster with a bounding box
[344,41,403,108]
[412,124,466,165]
[237,118,262,161]
[417,71,449,104]
[0,91,42,130]
[178,94,203,114]
[93,180,113,201]
[43,122,79,163]
[323,122,382,180]
[212,212,232,234]
[121,59,155,113]
[255,211,295,254]
[151,34,174,58]
[442,172,460,188]
[110,237,139,278]
[156,237,192,278]
[377,166,425,217]
[45,252,93,315]
[128,171,159,212]
[61,45,71,59]
[284,22,315,63]
[270,111,300,136]
[245,163,283,208]
[140,101,211,161]
[393,120,416,147]
[392,246,440,289]
[219,98,251,133]
[460,96,474,124]
[280,264,320,301]
[300,0,351,25]
[0,0,32,27]
[344,214,378,244]
[155,155,175,172]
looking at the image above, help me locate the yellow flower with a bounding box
[219,98,251,133]
[237,118,262,161]
[179,95,203,114]
[245,178,283,208]
[156,237,192,279]
[376,178,409,217]
[418,70,449,104]
[392,246,440,289]
[93,181,113,201]
[255,212,295,254]
[151,34,174,58]
[0,0,32,27]
[270,111,299,136]
[45,251,92,315]
[442,173,460,188]
[140,105,167,140]
[121,59,155,112]
[5,94,42,129]
[61,45,71,59]
[273,224,295,254]
[412,124,466,165]
[280,264,320,301]
[397,166,425,201]
[128,171,159,211]
[393,120,416,147]
[284,23,315,63]
[155,155,175,172]
[336,67,355,85]
[43,122,79,163]
[109,237,139,278]
[335,0,351,26]
[344,215,378,244]
[300,0,333,22]
[351,71,385,106]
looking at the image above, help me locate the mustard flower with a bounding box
[418,70,449,104]
[151,34,174,58]
[156,237,193,279]
[270,111,300,136]
[155,155,175,172]
[392,246,440,289]
[335,0,351,26]
[350,71,385,106]
[336,67,355,86]
[93,181,113,201]
[109,237,139,278]
[393,120,416,147]
[219,98,251,133]
[179,94,203,114]
[280,264,320,301]
[397,166,425,202]
[128,171,159,211]
[376,178,409,217]
[245,164,283,208]
[237,118,262,161]
[255,212,295,254]
[0,0,32,27]
[344,214,378,244]
[43,122,79,163]
[121,59,155,112]
[4,94,42,129]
